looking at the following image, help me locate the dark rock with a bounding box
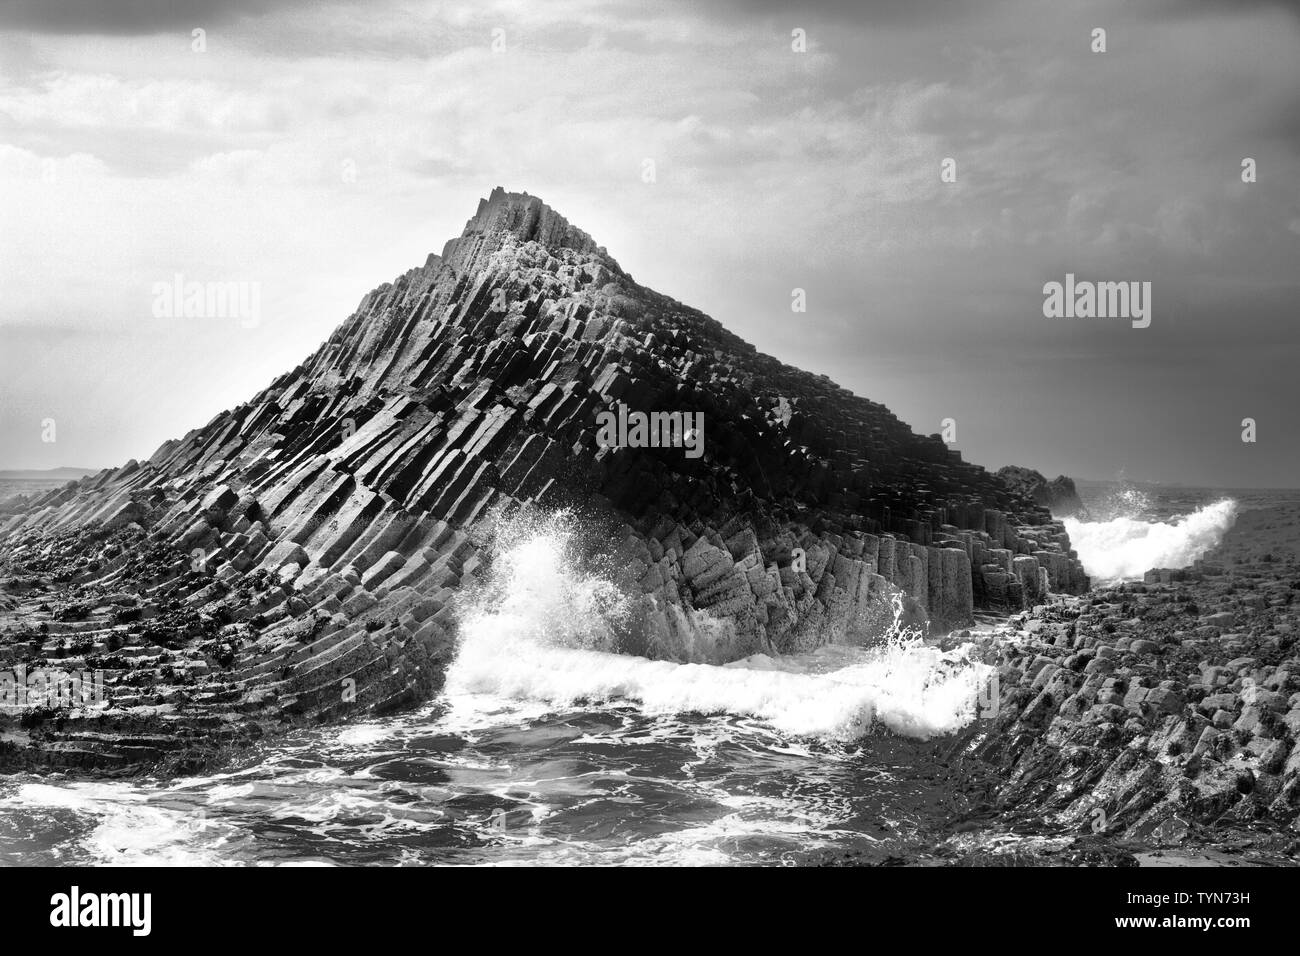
[996,466,1087,518]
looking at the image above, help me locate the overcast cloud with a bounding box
[1,0,1298,488]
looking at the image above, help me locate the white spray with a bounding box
[1064,498,1238,583]
[446,512,994,741]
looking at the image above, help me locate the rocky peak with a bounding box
[0,188,1089,772]
[439,186,622,278]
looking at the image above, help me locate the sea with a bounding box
[1,479,1296,866]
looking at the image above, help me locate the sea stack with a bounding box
[0,188,1087,772]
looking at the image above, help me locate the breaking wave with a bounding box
[1083,479,1154,523]
[1064,498,1238,583]
[445,512,993,741]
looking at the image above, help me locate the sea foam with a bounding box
[445,513,993,741]
[1064,498,1237,583]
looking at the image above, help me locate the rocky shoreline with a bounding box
[6,188,1290,864]
[3,500,1295,863]
[936,498,1300,864]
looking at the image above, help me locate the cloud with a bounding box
[0,0,324,35]
[695,0,1001,26]
[1154,0,1300,20]
[1,0,1297,487]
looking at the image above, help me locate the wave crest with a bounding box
[1064,498,1237,583]
[446,512,993,741]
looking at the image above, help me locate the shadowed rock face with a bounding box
[997,466,1086,518]
[0,188,1086,773]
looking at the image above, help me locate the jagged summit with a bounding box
[439,187,620,276]
[0,188,1087,772]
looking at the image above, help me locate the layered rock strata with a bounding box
[0,188,1086,772]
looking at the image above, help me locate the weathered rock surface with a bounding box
[997,465,1086,518]
[0,188,1086,773]
[946,500,1300,857]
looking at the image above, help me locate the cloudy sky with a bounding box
[1,0,1298,488]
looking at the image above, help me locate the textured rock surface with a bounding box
[0,188,1086,773]
[997,465,1086,518]
[942,500,1300,856]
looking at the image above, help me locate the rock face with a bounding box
[0,188,1087,772]
[997,465,1086,518]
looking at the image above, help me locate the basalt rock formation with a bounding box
[0,188,1087,773]
[997,466,1087,518]
[947,503,1300,853]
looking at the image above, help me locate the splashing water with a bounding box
[447,513,993,741]
[1085,478,1154,523]
[0,511,1006,867]
[1064,498,1238,583]
[450,514,632,654]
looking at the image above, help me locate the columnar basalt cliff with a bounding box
[0,188,1086,772]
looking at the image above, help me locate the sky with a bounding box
[1,0,1298,488]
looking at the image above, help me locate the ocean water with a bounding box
[1068,479,1300,583]
[0,692,1000,867]
[1075,478,1300,525]
[0,485,1278,867]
